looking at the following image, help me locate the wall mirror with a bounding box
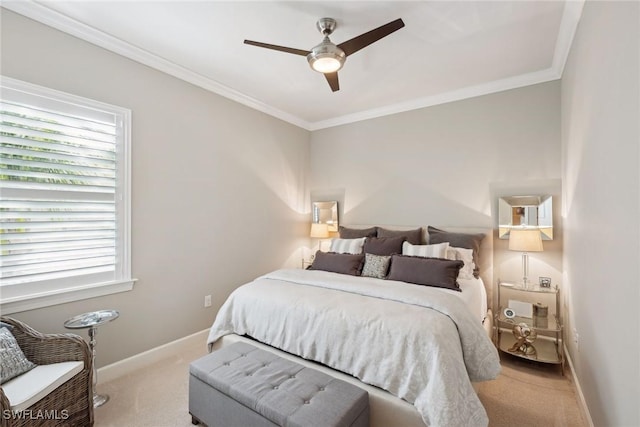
[498,195,553,240]
[312,201,338,232]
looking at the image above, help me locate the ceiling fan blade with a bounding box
[337,18,405,57]
[244,40,310,56]
[324,72,340,92]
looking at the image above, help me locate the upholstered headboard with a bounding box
[342,225,494,308]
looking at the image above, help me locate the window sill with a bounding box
[0,279,138,315]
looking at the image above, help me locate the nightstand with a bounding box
[495,281,564,373]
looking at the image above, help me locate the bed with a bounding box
[207,226,500,427]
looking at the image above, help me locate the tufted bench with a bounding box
[189,342,369,427]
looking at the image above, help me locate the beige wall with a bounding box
[561,1,640,426]
[1,10,311,367]
[310,81,563,303]
[4,10,639,427]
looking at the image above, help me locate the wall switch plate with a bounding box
[204,295,212,308]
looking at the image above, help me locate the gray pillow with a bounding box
[0,327,36,383]
[427,226,484,278]
[377,227,423,245]
[309,251,365,276]
[387,255,463,291]
[361,253,391,279]
[339,226,377,239]
[363,236,405,256]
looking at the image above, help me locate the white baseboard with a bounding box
[97,329,209,385]
[564,344,594,427]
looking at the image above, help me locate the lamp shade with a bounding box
[310,223,330,238]
[508,229,543,252]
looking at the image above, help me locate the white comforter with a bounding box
[207,269,501,427]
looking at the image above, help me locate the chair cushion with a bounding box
[2,361,84,412]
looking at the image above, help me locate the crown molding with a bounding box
[3,0,584,132]
[551,0,585,77]
[310,0,585,131]
[309,68,561,130]
[1,0,312,130]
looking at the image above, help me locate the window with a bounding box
[1,77,134,313]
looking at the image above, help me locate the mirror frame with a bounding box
[312,201,339,232]
[498,195,553,240]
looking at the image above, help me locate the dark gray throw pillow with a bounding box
[387,255,464,291]
[363,236,406,256]
[309,251,365,276]
[377,227,423,245]
[339,226,378,239]
[427,226,484,278]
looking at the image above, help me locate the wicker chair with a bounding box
[0,317,94,427]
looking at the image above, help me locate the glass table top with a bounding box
[64,309,120,329]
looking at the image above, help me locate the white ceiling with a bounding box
[4,1,584,130]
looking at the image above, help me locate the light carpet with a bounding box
[94,339,586,427]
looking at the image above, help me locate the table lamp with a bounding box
[310,223,330,250]
[508,228,543,287]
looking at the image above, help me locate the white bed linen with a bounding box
[208,269,500,427]
[452,277,488,323]
[211,334,426,427]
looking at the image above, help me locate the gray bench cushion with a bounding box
[190,342,369,427]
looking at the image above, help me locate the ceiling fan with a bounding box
[244,17,405,92]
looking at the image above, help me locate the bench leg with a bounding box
[191,414,202,425]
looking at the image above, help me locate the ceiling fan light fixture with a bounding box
[245,17,404,91]
[309,55,343,73]
[307,38,345,73]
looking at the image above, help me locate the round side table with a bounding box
[64,309,119,407]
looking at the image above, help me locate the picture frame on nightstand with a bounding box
[539,276,552,288]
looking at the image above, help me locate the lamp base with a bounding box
[521,252,530,289]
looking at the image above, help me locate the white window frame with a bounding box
[1,76,136,314]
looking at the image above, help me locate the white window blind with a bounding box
[1,77,133,312]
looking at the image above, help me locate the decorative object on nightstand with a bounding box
[508,323,538,356]
[539,276,552,288]
[533,303,549,328]
[495,282,563,373]
[533,302,548,317]
[508,228,543,288]
[508,299,533,318]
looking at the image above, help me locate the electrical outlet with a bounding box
[204,295,212,308]
[573,328,579,350]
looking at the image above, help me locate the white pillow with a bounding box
[330,237,366,254]
[402,241,449,258]
[445,246,476,280]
